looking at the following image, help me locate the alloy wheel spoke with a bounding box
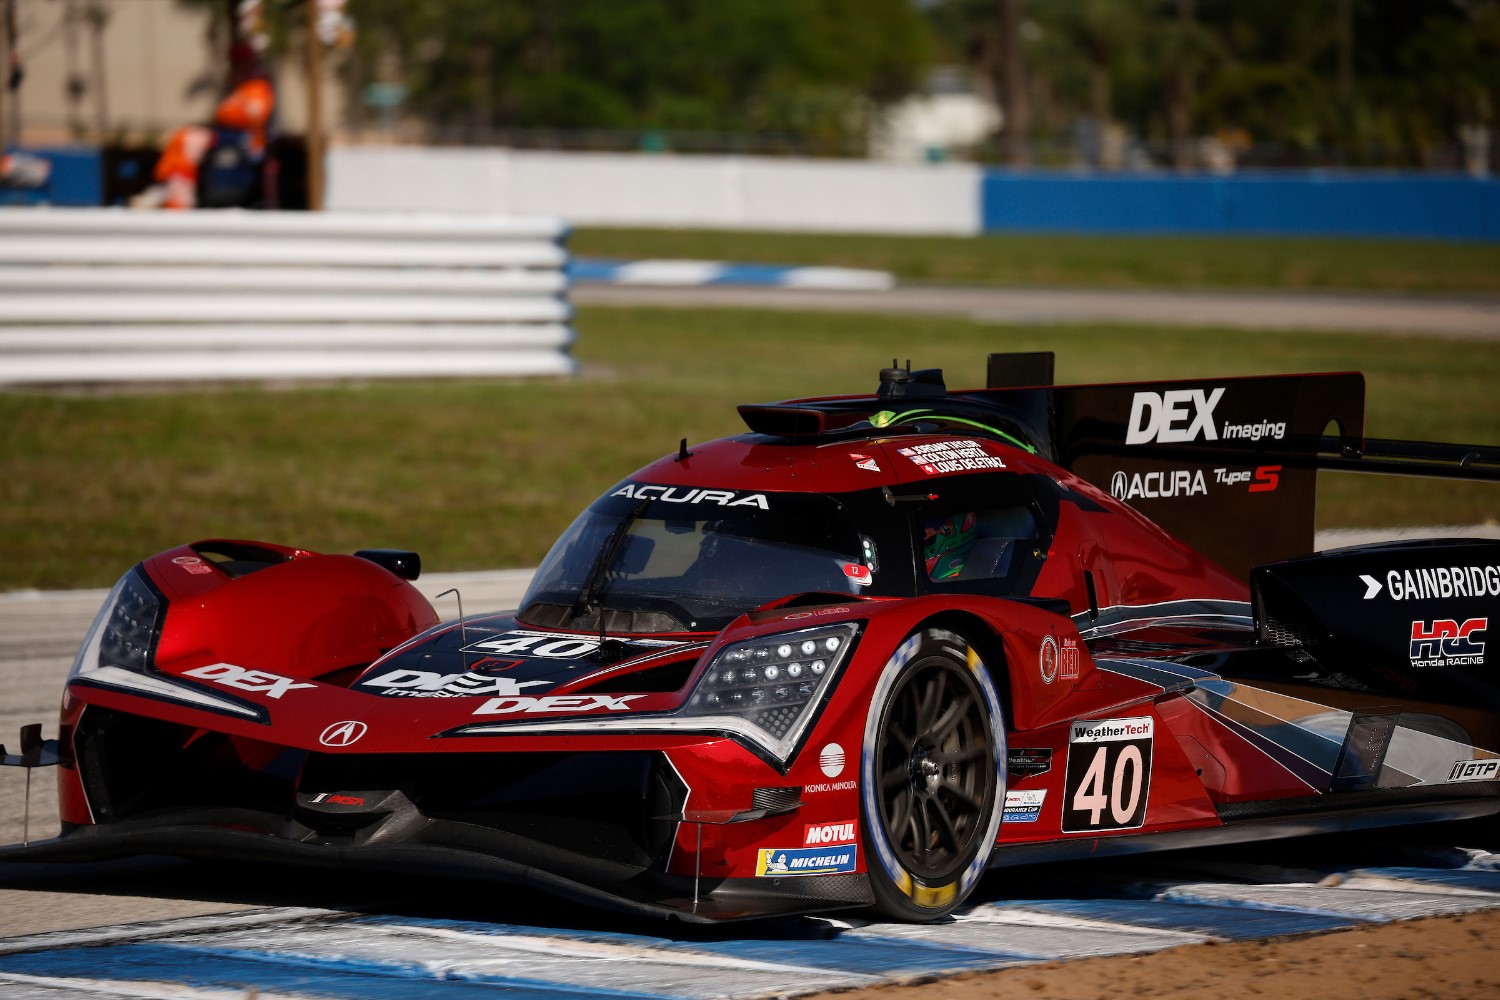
[935,742,988,764]
[882,762,912,791]
[930,694,976,743]
[914,796,934,854]
[915,670,947,736]
[938,778,982,812]
[930,796,962,853]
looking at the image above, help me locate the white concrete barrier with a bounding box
[0,208,576,385]
[328,147,981,235]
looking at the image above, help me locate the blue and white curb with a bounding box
[570,258,895,291]
[5,857,1500,999]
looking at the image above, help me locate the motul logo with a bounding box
[803,820,856,846]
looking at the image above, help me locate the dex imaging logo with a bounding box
[1126,388,1224,444]
[1125,388,1286,445]
[1409,617,1487,668]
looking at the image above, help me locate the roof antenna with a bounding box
[436,588,469,670]
[676,437,693,462]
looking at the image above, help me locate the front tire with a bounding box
[860,627,1006,921]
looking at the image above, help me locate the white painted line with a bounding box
[0,907,340,956]
[0,972,312,999]
[615,260,725,285]
[0,349,578,384]
[781,267,895,291]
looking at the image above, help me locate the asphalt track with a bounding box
[572,283,1500,338]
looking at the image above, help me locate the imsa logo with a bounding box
[1409,618,1487,668]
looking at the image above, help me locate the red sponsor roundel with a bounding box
[843,563,872,586]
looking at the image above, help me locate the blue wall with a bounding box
[981,171,1500,241]
[1,147,103,206]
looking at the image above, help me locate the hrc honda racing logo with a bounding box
[1409,618,1487,668]
[1125,388,1285,445]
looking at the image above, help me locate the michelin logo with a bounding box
[755,845,857,876]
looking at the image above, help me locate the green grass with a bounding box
[570,228,1500,295]
[2,306,1496,591]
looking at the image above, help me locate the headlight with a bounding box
[678,622,859,765]
[72,568,165,678]
[69,566,265,721]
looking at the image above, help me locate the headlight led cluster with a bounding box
[69,566,265,721]
[72,568,164,677]
[680,622,859,763]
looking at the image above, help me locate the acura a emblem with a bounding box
[319,720,368,747]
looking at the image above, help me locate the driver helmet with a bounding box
[923,511,977,581]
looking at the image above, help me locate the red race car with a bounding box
[5,353,1499,922]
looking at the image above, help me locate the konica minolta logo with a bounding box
[1126,389,1286,445]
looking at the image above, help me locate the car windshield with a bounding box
[519,486,869,633]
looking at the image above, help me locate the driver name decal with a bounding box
[896,439,1007,475]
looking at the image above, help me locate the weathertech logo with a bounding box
[1070,717,1153,743]
[1409,618,1487,668]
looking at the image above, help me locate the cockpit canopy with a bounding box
[518,474,1054,635]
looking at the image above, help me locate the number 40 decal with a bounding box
[1061,716,1154,833]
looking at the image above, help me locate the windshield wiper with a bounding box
[573,498,650,626]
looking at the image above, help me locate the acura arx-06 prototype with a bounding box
[5,353,1499,923]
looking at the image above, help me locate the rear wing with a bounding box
[739,353,1498,579]
[986,352,1500,577]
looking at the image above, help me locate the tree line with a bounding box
[240,0,1500,169]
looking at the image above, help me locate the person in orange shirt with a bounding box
[140,42,275,210]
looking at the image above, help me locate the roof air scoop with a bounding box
[878,359,946,400]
